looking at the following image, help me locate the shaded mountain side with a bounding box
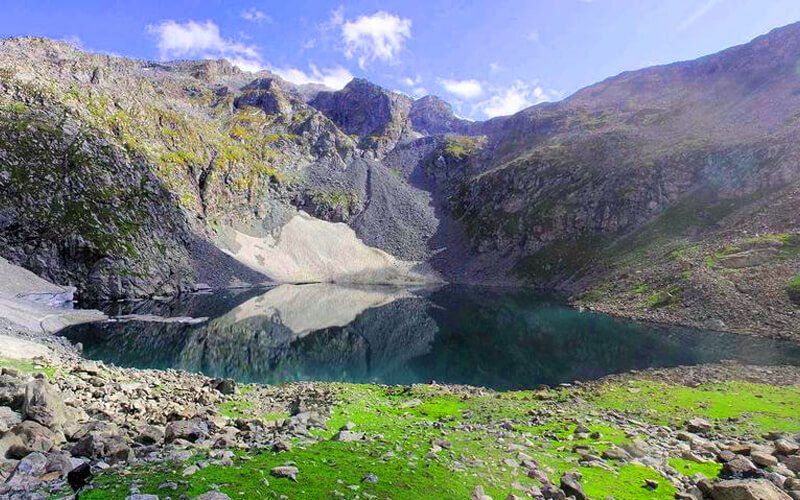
[438,23,800,336]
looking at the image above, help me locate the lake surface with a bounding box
[60,284,800,390]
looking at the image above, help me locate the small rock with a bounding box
[471,485,493,500]
[752,451,779,468]
[362,473,378,483]
[331,431,364,442]
[127,495,159,500]
[183,465,199,476]
[560,472,587,500]
[643,479,659,490]
[270,466,298,481]
[195,493,232,500]
[687,418,712,434]
[272,440,292,452]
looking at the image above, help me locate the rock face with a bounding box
[409,95,472,135]
[310,78,415,156]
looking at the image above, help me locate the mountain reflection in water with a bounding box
[61,284,800,390]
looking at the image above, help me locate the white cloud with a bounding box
[439,78,484,99]
[340,11,412,68]
[146,20,263,70]
[401,75,421,86]
[489,62,501,72]
[475,80,560,118]
[241,8,272,24]
[677,0,722,31]
[272,64,353,89]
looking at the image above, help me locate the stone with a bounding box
[70,432,133,465]
[44,451,75,476]
[5,421,57,458]
[270,465,298,481]
[560,472,587,500]
[602,446,630,461]
[782,456,800,474]
[212,379,236,395]
[195,493,232,500]
[331,430,364,442]
[709,479,792,500]
[687,418,712,434]
[23,379,67,431]
[722,457,759,478]
[272,439,292,452]
[362,473,378,483]
[165,419,209,443]
[775,439,800,456]
[471,485,493,500]
[644,479,659,490]
[752,451,779,468]
[127,495,159,500]
[13,452,47,477]
[134,425,165,446]
[0,406,22,433]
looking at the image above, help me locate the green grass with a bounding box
[668,457,722,479]
[77,379,800,499]
[788,275,800,304]
[0,357,57,379]
[592,380,800,436]
[644,285,682,309]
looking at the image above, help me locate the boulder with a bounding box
[134,425,165,446]
[752,451,779,468]
[13,452,47,477]
[709,479,791,500]
[4,421,58,459]
[0,406,22,433]
[781,455,800,474]
[722,457,759,479]
[165,419,209,443]
[70,432,132,465]
[23,379,67,431]
[774,439,799,456]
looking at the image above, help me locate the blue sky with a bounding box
[2,0,800,119]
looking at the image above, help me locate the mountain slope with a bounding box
[1,25,799,338]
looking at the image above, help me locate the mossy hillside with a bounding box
[80,378,800,499]
[704,232,800,269]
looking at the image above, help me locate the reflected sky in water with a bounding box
[61,284,800,390]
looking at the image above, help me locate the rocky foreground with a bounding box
[0,338,799,500]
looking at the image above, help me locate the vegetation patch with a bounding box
[644,285,682,309]
[788,275,800,304]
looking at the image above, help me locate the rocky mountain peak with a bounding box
[410,95,473,135]
[309,78,415,156]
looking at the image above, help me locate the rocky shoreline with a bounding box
[1,319,800,499]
